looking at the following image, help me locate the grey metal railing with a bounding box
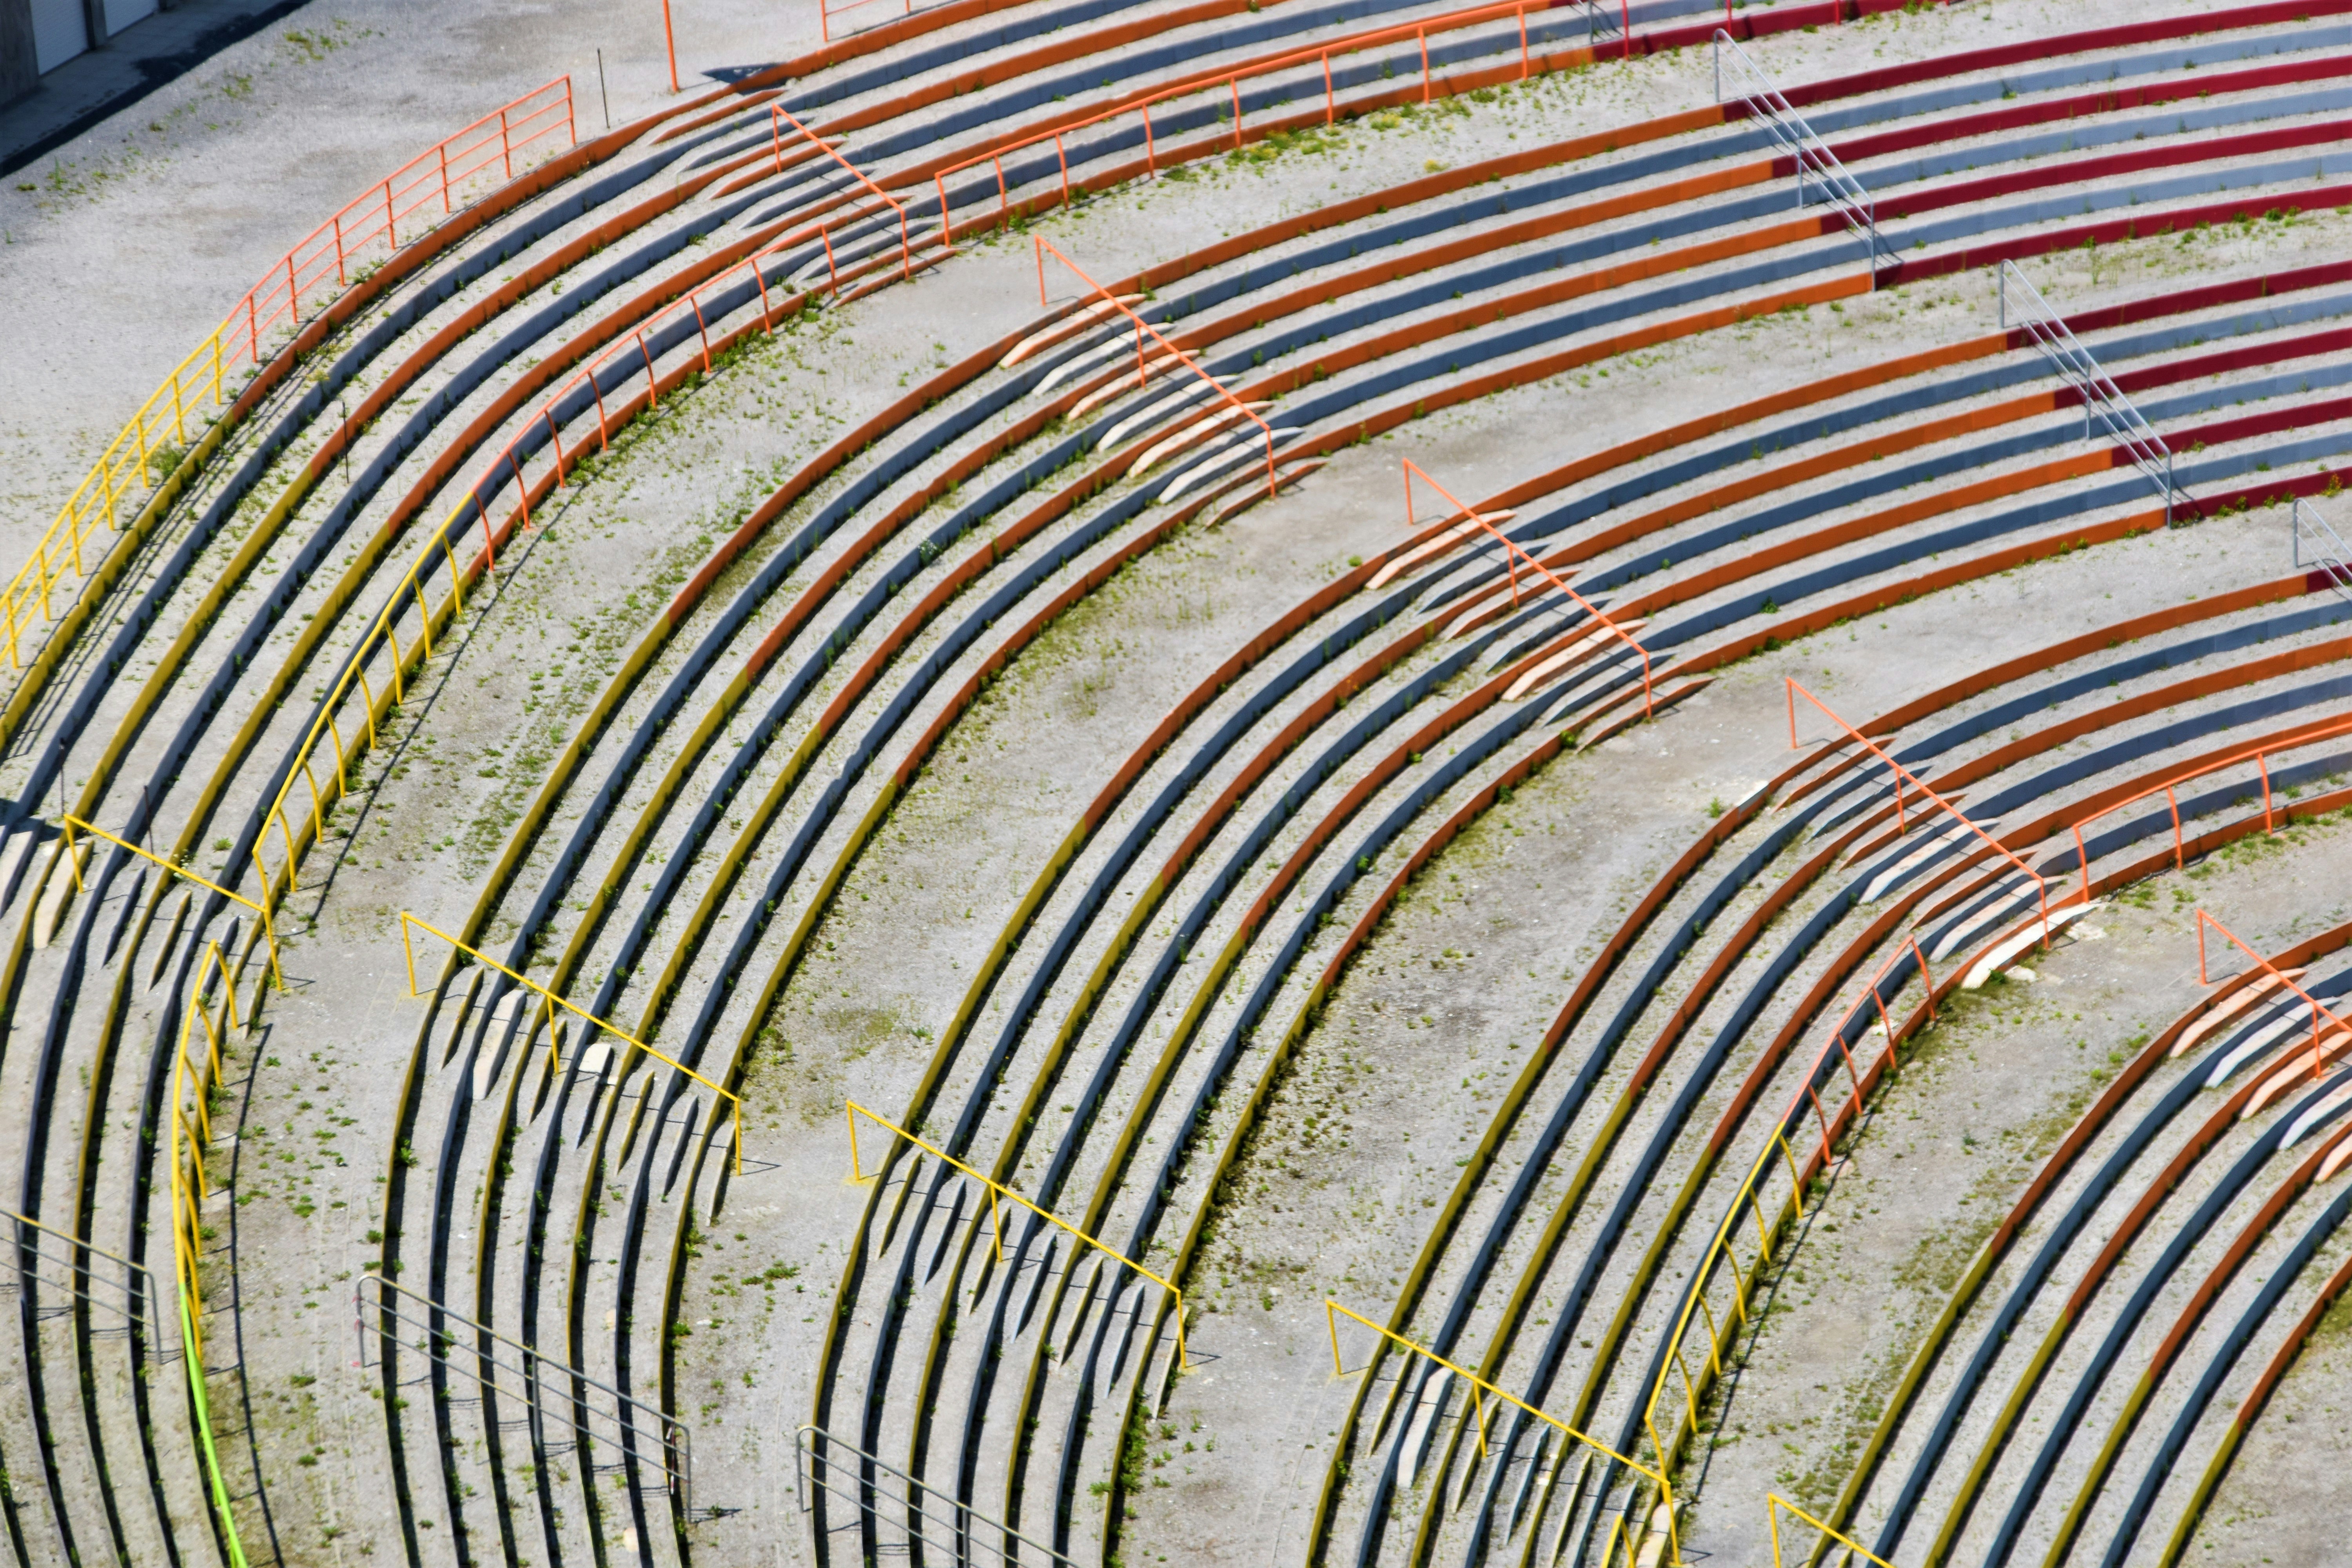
[358,1274,691,1514]
[1713,30,1885,277]
[2292,494,2352,598]
[796,1423,1080,1567]
[3,1208,172,1360]
[1999,259,2179,523]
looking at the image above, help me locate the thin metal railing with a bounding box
[931,0,1586,240]
[0,78,575,676]
[1999,258,2178,521]
[2,1208,171,1360]
[359,1274,692,1514]
[795,1424,1078,1566]
[2292,494,2352,598]
[165,941,249,1567]
[847,1100,1192,1368]
[1405,458,1652,716]
[768,105,922,289]
[399,913,744,1173]
[1035,236,1278,503]
[1327,1299,1659,1566]
[2057,711,2352,900]
[1787,679,2053,942]
[2196,909,2348,1087]
[1713,31,1884,278]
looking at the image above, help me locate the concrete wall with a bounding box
[0,0,36,110]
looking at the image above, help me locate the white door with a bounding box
[102,0,156,35]
[30,0,87,72]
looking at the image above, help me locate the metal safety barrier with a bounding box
[398,912,744,1172]
[1999,258,2178,521]
[795,1423,1077,1566]
[2196,908,2348,1087]
[164,940,250,1568]
[0,77,575,673]
[770,105,924,290]
[1036,236,1277,502]
[2291,494,2352,598]
[1713,30,1884,277]
[60,814,283,997]
[1767,1492,1902,1568]
[358,1274,691,1514]
[1788,680,2053,940]
[1325,1299,1664,1567]
[846,1100,1192,1368]
[932,0,1592,237]
[2056,711,2352,902]
[2,1208,171,1361]
[1404,457,1652,715]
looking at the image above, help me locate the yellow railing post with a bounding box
[848,1100,1190,1367]
[61,816,281,990]
[402,913,744,1175]
[1324,1297,1662,1510]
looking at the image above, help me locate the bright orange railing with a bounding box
[1787,679,2051,939]
[1034,236,1277,497]
[249,160,921,918]
[1787,935,1933,1166]
[771,104,918,288]
[2196,908,2347,1085]
[2061,711,2352,900]
[0,76,575,673]
[930,0,1573,239]
[1406,458,1653,715]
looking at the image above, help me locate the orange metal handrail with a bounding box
[2062,711,2352,902]
[1786,679,2051,940]
[1033,236,1277,497]
[1405,458,1653,716]
[2196,908,2347,1085]
[930,0,1569,239]
[1787,934,1933,1167]
[1,76,575,672]
[771,105,917,287]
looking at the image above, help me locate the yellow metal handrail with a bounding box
[846,1100,1191,1370]
[1634,1127,1807,1552]
[59,815,282,991]
[249,531,474,917]
[165,941,248,1566]
[1323,1298,1661,1567]
[399,913,743,1173]
[1,78,574,676]
[1767,1493,1902,1568]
